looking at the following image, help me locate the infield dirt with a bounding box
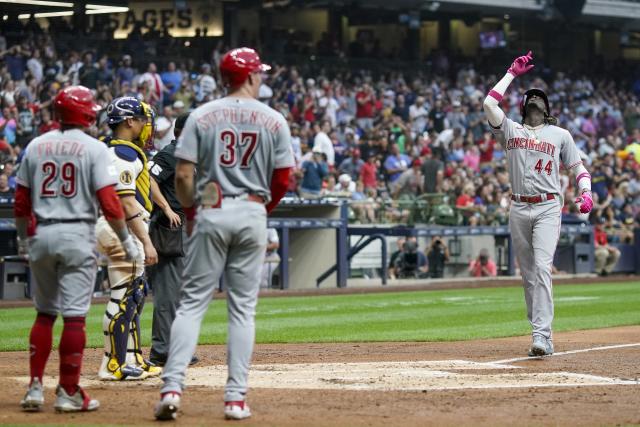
[0,325,639,426]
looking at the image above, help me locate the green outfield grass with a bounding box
[0,282,639,352]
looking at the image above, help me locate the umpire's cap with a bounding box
[520,88,550,120]
[54,86,101,127]
[220,47,271,89]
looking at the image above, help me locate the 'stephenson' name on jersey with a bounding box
[196,108,283,134]
[35,139,86,159]
[505,137,556,158]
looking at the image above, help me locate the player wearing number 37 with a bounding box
[154,47,293,421]
[483,51,592,357]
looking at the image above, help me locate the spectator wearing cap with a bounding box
[468,248,497,277]
[384,143,411,184]
[338,148,364,182]
[172,100,185,115]
[300,146,329,199]
[392,158,423,198]
[154,106,175,151]
[195,63,216,103]
[335,174,356,193]
[148,112,198,367]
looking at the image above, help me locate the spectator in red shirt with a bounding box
[360,154,379,193]
[356,83,375,130]
[594,219,621,276]
[456,184,475,208]
[38,108,60,135]
[468,249,497,277]
[477,131,495,166]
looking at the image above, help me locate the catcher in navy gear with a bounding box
[96,97,161,380]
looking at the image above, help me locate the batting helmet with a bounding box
[53,86,101,127]
[520,88,550,120]
[220,47,271,89]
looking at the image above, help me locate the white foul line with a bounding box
[491,342,640,365]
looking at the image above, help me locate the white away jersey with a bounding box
[175,96,294,203]
[490,117,582,196]
[16,129,117,221]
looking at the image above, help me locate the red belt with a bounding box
[511,194,556,204]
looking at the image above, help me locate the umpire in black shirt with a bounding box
[148,113,197,366]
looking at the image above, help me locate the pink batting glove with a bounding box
[507,51,534,77]
[575,192,593,214]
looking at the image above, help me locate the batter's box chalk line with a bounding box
[490,342,640,365]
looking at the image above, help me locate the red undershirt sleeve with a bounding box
[96,185,125,221]
[266,167,291,214]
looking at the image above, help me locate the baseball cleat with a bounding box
[99,363,146,381]
[224,401,252,420]
[154,392,181,421]
[528,336,553,357]
[54,385,99,413]
[139,359,163,378]
[20,378,44,412]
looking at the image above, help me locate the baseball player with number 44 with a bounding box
[484,51,593,357]
[154,47,294,421]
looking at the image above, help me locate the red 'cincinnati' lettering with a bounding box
[506,137,556,158]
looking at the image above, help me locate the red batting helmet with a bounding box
[53,86,101,127]
[220,47,271,89]
[520,88,550,121]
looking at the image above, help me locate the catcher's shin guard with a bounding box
[125,277,162,377]
[99,281,144,380]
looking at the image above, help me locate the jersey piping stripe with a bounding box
[109,139,153,214]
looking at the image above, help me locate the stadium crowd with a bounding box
[1,22,640,244]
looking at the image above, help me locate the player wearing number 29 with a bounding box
[483,51,593,357]
[14,86,140,413]
[154,47,294,421]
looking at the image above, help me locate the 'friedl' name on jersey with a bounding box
[506,137,556,158]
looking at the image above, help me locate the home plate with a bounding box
[12,360,640,391]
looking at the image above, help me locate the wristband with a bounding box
[114,226,130,242]
[183,206,196,221]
